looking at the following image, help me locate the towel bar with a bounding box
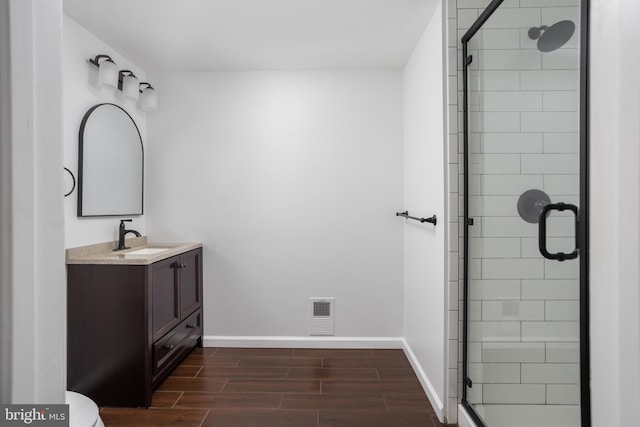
[396,211,437,226]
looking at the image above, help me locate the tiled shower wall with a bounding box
[445,0,581,423]
[445,0,461,423]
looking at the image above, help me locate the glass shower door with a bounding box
[461,1,588,426]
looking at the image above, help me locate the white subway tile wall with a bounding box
[469,279,522,300]
[482,342,546,363]
[445,1,461,420]
[547,385,581,404]
[522,279,579,300]
[446,0,582,416]
[480,8,541,29]
[483,133,543,154]
[472,70,521,91]
[521,321,580,342]
[521,70,579,90]
[481,300,545,321]
[468,362,522,383]
[546,342,580,363]
[482,174,544,195]
[543,92,579,112]
[483,384,547,404]
[542,49,579,70]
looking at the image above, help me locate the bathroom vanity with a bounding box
[66,237,203,407]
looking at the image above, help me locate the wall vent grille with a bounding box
[313,301,331,317]
[310,297,335,336]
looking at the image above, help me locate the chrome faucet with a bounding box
[114,219,141,251]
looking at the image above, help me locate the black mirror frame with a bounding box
[77,103,144,217]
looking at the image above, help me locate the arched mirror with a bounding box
[78,103,143,216]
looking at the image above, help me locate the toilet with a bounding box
[65,391,104,427]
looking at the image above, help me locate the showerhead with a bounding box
[528,20,576,52]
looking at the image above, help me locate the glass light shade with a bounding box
[140,87,157,111]
[98,60,118,88]
[122,75,140,100]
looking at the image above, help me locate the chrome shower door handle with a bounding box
[538,202,579,261]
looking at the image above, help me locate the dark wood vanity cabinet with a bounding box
[67,247,203,407]
[150,249,203,378]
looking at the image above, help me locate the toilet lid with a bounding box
[65,391,100,427]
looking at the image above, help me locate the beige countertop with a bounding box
[66,236,202,265]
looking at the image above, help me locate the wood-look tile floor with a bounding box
[100,347,457,427]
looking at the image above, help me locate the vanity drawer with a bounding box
[153,310,201,375]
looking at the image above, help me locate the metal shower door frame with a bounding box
[460,0,591,426]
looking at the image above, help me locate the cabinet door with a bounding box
[151,256,180,340]
[179,249,202,318]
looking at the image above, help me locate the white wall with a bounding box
[402,1,447,420]
[4,0,66,403]
[0,0,11,402]
[63,16,147,248]
[146,71,404,341]
[589,0,640,425]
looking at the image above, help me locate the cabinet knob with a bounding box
[165,344,175,350]
[181,263,187,268]
[186,324,196,329]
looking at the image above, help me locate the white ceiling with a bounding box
[63,0,438,72]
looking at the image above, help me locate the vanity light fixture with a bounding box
[88,54,118,88]
[139,82,157,111]
[118,70,140,100]
[89,54,158,111]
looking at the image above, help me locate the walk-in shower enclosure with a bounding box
[461,0,589,426]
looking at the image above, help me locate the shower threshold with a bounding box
[470,404,580,427]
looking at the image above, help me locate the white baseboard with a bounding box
[202,335,404,349]
[402,339,445,423]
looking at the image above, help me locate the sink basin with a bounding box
[124,247,171,256]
